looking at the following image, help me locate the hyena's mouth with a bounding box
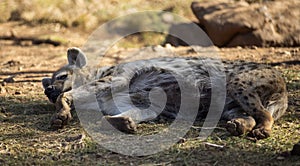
[44,85,63,103]
[44,86,72,103]
[44,89,61,103]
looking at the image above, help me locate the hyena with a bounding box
[42,47,288,139]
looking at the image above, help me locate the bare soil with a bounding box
[0,23,299,165]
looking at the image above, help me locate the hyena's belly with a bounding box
[128,67,212,120]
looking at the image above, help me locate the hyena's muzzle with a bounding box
[42,78,66,103]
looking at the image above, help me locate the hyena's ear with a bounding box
[67,47,87,68]
[42,78,52,89]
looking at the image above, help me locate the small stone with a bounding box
[291,141,300,156]
[162,12,174,23]
[3,76,15,83]
[165,43,173,49]
[250,46,258,50]
[152,45,164,52]
[276,156,285,160]
[177,137,186,144]
[280,51,291,56]
[1,82,7,86]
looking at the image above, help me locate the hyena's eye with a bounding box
[56,74,68,80]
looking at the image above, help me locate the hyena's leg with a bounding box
[51,92,73,128]
[50,76,112,129]
[228,87,274,139]
[227,69,285,139]
[222,107,256,136]
[102,109,158,134]
[100,88,166,133]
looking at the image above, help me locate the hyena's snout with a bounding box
[45,85,55,94]
[44,85,62,103]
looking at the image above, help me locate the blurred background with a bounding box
[0,0,198,47]
[1,0,284,48]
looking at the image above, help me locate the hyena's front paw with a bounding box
[226,120,245,136]
[226,117,256,136]
[100,116,137,134]
[249,126,272,139]
[50,110,72,129]
[249,114,274,139]
[51,93,73,129]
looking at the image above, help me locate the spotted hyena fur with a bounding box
[42,47,288,139]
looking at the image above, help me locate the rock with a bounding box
[164,22,213,47]
[190,0,300,47]
[291,141,300,156]
[3,76,15,83]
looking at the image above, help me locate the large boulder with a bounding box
[185,0,300,47]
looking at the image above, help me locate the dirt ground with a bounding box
[0,23,299,165]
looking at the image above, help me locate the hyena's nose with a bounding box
[45,85,55,94]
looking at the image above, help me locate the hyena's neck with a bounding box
[73,66,116,85]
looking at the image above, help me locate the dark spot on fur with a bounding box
[242,81,246,84]
[261,75,265,78]
[239,66,245,70]
[249,93,255,98]
[269,81,274,84]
